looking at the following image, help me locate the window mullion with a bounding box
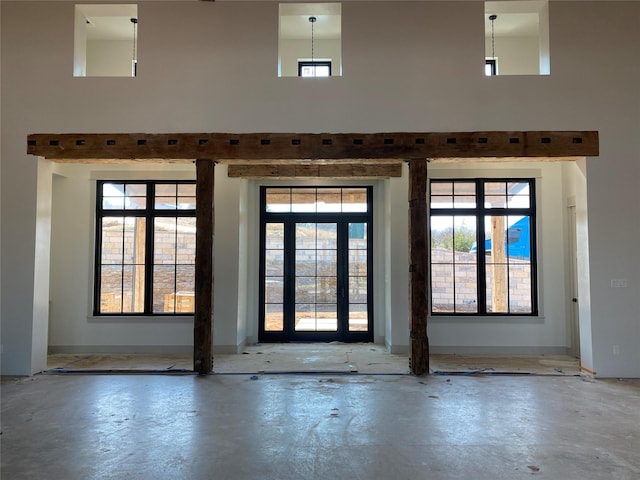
[173,216,179,314]
[476,180,487,314]
[477,216,487,314]
[284,219,295,338]
[93,183,104,315]
[144,182,154,314]
[120,212,126,313]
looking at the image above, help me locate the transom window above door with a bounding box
[265,187,368,213]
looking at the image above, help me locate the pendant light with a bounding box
[309,16,317,76]
[489,14,497,60]
[130,17,138,76]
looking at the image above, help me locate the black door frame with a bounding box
[259,186,373,343]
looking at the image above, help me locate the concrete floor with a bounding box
[2,374,639,479]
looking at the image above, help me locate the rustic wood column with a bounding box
[408,159,430,375]
[194,159,215,374]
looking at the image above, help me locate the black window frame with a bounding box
[429,178,538,316]
[298,60,332,77]
[93,180,196,316]
[485,59,497,76]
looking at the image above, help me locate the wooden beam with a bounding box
[26,131,599,162]
[408,159,430,375]
[194,159,215,374]
[227,163,403,178]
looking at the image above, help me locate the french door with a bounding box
[259,187,373,342]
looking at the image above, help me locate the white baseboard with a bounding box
[48,345,193,355]
[386,342,409,355]
[213,340,247,354]
[429,346,570,356]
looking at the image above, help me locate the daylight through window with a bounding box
[484,1,550,75]
[279,3,342,77]
[95,181,196,315]
[430,179,537,315]
[298,61,332,77]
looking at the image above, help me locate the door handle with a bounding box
[572,298,578,303]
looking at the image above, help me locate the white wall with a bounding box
[73,7,87,76]
[538,2,550,75]
[86,40,134,77]
[386,167,409,353]
[561,160,594,371]
[212,165,243,353]
[2,1,639,377]
[487,36,540,75]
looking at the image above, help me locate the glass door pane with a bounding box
[294,222,338,332]
[264,223,285,331]
[348,222,368,331]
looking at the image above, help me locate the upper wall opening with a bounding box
[279,3,342,77]
[485,1,550,76]
[74,4,138,77]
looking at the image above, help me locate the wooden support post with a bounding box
[194,159,215,374]
[408,159,430,375]
[491,216,508,312]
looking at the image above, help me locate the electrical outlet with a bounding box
[613,345,620,355]
[610,279,628,288]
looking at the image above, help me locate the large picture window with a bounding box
[94,181,196,315]
[430,179,537,315]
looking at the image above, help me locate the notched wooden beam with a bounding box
[27,131,599,162]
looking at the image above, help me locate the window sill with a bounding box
[429,315,544,324]
[88,315,194,324]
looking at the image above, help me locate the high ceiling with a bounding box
[280,3,342,40]
[77,4,137,41]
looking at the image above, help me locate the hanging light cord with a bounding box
[489,14,497,59]
[131,18,138,63]
[309,16,317,67]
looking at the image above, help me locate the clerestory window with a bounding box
[484,1,550,76]
[74,4,138,77]
[279,3,342,77]
[298,60,332,77]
